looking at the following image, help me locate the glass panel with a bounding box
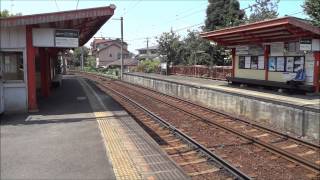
[268,57,276,71]
[276,57,285,72]
[0,51,24,81]
[239,56,245,69]
[251,56,258,69]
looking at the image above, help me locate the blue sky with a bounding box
[1,0,307,53]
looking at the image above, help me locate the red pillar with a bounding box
[26,25,38,112]
[39,48,50,97]
[264,45,270,81]
[231,48,236,78]
[314,52,320,93]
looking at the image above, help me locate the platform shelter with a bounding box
[201,17,320,93]
[0,5,115,113]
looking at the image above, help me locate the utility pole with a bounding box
[80,46,84,71]
[120,16,124,79]
[146,37,149,59]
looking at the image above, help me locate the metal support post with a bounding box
[120,16,124,79]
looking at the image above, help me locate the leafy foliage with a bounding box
[157,31,183,65]
[303,0,320,27]
[205,0,244,31]
[137,59,160,73]
[0,9,22,17]
[247,0,279,23]
[156,30,229,66]
[72,47,89,66]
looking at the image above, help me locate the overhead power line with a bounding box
[76,0,80,10]
[54,0,60,11]
[126,22,204,42]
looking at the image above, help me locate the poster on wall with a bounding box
[294,56,304,72]
[286,57,294,72]
[276,57,285,71]
[245,56,251,69]
[268,57,276,71]
[251,56,258,69]
[258,56,264,69]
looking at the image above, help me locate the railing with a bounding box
[169,65,232,80]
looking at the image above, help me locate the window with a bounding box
[251,56,258,69]
[0,51,24,82]
[276,57,285,72]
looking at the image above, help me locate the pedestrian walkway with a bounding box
[0,75,187,180]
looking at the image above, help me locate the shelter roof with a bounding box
[0,5,115,46]
[200,17,320,46]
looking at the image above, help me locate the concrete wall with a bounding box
[123,73,320,140]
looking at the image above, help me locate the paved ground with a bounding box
[128,72,320,109]
[0,75,188,180]
[0,76,116,180]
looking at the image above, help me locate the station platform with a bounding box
[127,72,320,109]
[0,75,188,180]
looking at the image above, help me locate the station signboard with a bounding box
[55,29,79,48]
[299,39,312,51]
[32,28,79,48]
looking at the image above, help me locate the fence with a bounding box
[168,65,232,80]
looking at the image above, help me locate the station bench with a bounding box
[227,77,315,93]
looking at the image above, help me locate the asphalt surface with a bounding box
[0,76,116,180]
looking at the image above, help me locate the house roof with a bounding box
[98,43,129,53]
[200,16,320,46]
[92,38,128,46]
[137,45,159,51]
[0,5,115,46]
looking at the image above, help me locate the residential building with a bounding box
[90,38,130,67]
[136,45,159,61]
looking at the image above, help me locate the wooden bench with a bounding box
[226,77,314,92]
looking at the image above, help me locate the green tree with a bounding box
[183,30,227,66]
[157,31,183,65]
[72,47,89,66]
[247,0,279,23]
[205,0,244,31]
[0,9,22,17]
[303,0,320,27]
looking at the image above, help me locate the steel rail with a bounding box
[81,72,320,172]
[118,78,320,150]
[98,80,252,180]
[110,80,320,172]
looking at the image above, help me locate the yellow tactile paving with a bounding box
[78,77,188,180]
[95,111,143,180]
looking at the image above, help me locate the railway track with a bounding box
[79,72,320,179]
[92,79,250,180]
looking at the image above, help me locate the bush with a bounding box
[137,59,160,73]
